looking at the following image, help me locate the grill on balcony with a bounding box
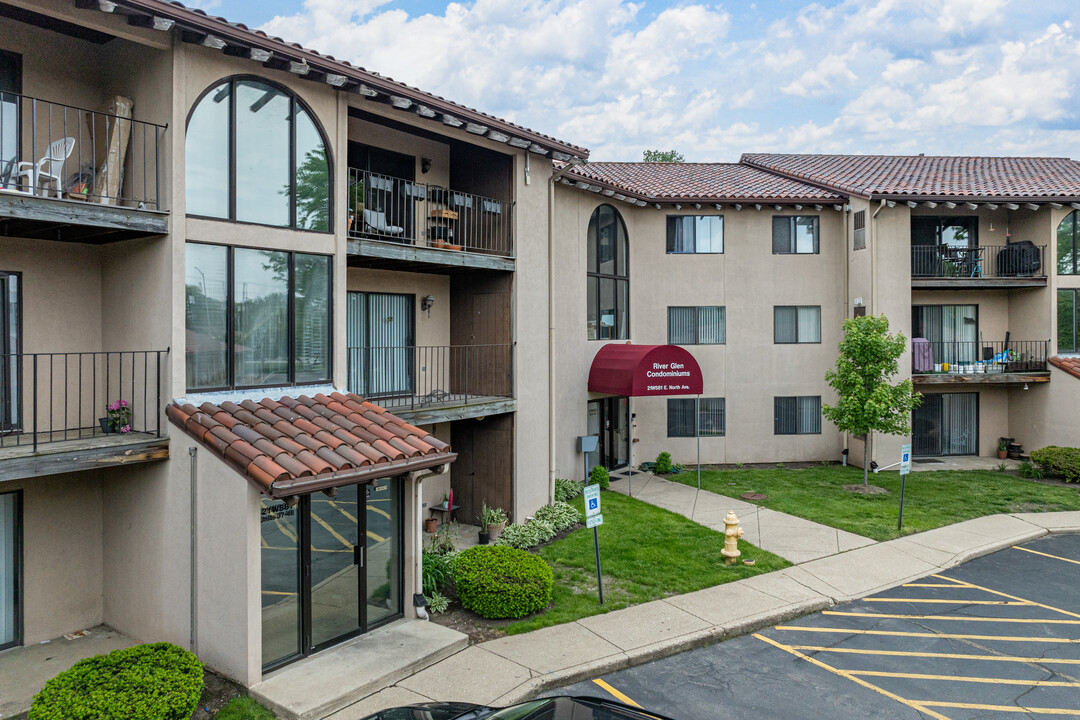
[911,244,1046,280]
[347,169,513,258]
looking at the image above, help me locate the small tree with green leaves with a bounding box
[642,149,685,162]
[822,315,921,486]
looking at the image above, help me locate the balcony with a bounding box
[0,92,168,243]
[0,350,170,481]
[346,170,514,273]
[911,340,1050,386]
[910,244,1047,289]
[346,344,513,424]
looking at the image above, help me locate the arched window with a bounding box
[587,204,629,340]
[186,77,332,231]
[1058,210,1079,275]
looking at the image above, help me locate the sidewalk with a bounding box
[323,473,1080,720]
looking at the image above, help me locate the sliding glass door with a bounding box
[0,490,19,650]
[346,292,414,399]
[913,392,978,457]
[0,271,19,434]
[912,305,978,366]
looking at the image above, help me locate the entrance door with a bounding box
[261,478,404,671]
[587,397,629,472]
[913,392,978,456]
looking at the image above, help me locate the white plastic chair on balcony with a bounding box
[17,137,75,198]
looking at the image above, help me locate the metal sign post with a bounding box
[696,395,701,490]
[583,483,604,604]
[898,443,911,531]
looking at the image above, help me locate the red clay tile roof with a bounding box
[1049,356,1080,380]
[740,153,1080,201]
[562,162,845,203]
[117,0,588,159]
[167,392,455,498]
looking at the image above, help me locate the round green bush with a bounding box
[590,464,610,489]
[30,642,203,720]
[454,545,553,619]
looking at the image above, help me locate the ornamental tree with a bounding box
[822,314,921,486]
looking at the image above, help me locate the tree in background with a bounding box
[642,149,685,162]
[822,315,921,486]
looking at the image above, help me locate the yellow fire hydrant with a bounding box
[722,510,743,565]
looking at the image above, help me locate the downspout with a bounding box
[842,202,851,460]
[188,446,198,654]
[869,197,887,468]
[410,463,450,619]
[547,162,576,502]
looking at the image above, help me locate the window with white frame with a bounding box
[774,306,821,344]
[668,306,725,345]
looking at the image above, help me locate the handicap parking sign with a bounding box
[584,483,601,517]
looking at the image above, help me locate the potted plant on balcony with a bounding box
[99,399,132,434]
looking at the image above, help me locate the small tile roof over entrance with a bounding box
[561,162,845,203]
[1049,356,1080,380]
[740,153,1080,201]
[167,392,454,498]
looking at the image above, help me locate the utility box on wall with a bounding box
[577,435,599,453]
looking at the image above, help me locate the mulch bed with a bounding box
[843,484,889,495]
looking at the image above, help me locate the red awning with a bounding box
[588,344,703,397]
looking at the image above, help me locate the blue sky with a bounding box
[194,0,1080,161]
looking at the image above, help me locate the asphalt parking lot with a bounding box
[549,533,1080,720]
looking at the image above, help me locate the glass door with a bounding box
[364,478,402,629]
[587,397,630,471]
[913,392,978,457]
[0,271,19,434]
[346,292,415,399]
[0,490,20,651]
[309,484,362,651]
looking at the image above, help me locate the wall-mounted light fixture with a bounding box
[421,158,432,174]
[421,294,435,317]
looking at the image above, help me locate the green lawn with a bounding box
[505,491,789,634]
[670,465,1080,541]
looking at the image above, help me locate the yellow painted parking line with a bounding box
[367,530,386,542]
[264,545,349,553]
[330,501,358,524]
[864,598,1030,606]
[754,634,954,720]
[902,583,969,588]
[849,670,1080,688]
[932,574,1080,620]
[774,625,1080,643]
[274,517,298,543]
[261,590,296,596]
[786,645,1080,665]
[824,611,1080,625]
[1014,545,1080,567]
[592,679,642,708]
[311,511,354,550]
[920,700,1080,715]
[261,534,269,548]
[368,505,392,520]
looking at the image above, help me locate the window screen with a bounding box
[773,216,819,254]
[774,306,821,343]
[668,306,725,344]
[774,396,821,434]
[668,398,725,437]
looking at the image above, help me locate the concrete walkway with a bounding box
[321,472,1080,720]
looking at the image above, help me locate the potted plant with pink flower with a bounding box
[100,399,132,434]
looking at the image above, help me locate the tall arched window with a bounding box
[587,204,629,340]
[186,77,332,231]
[1058,210,1079,275]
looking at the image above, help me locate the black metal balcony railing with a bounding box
[0,350,167,452]
[346,344,512,412]
[911,245,1047,279]
[0,91,165,209]
[911,340,1049,375]
[347,169,514,257]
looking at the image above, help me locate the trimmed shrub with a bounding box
[30,642,203,720]
[590,464,610,490]
[495,522,543,549]
[534,501,582,531]
[454,545,553,619]
[1030,446,1080,482]
[655,452,673,474]
[554,478,584,503]
[215,697,276,720]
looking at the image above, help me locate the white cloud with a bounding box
[252,0,1080,160]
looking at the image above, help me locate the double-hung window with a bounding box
[774,306,821,344]
[666,216,723,253]
[774,396,821,435]
[668,306,725,345]
[185,242,332,391]
[772,216,819,254]
[1060,289,1079,353]
[1057,211,1079,275]
[667,398,725,437]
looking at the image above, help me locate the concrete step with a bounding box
[250,619,468,720]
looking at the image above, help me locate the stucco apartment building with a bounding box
[1,0,1080,699]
